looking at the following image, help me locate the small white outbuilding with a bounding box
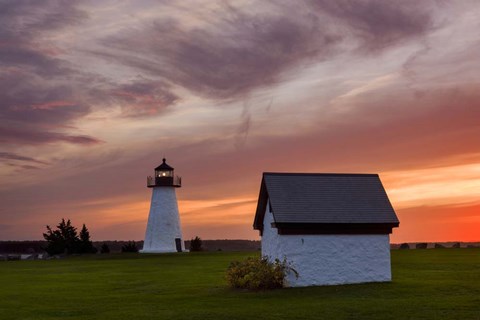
[253,172,399,287]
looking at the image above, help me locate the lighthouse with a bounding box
[141,158,184,253]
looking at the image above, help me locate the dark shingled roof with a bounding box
[253,172,399,234]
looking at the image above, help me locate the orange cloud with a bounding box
[382,161,480,209]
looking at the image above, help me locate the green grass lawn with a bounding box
[1,249,479,320]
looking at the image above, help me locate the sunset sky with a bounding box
[1,1,479,243]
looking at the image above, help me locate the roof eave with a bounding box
[273,222,400,235]
[253,176,268,232]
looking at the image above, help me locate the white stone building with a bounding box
[141,159,184,253]
[253,173,399,287]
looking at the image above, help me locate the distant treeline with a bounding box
[3,240,479,254]
[0,240,261,254]
[184,239,261,252]
[0,241,48,254]
[391,242,480,249]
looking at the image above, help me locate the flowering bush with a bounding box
[226,256,297,290]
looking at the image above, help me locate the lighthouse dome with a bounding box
[155,158,174,171]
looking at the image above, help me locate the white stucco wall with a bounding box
[262,203,392,287]
[141,187,184,253]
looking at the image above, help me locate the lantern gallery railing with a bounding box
[174,175,182,187]
[147,176,154,187]
[147,175,182,187]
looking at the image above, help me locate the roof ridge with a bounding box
[263,172,379,177]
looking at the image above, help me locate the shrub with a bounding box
[226,256,297,290]
[190,236,203,252]
[399,243,410,250]
[416,243,428,249]
[121,241,138,253]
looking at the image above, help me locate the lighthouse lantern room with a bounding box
[141,158,184,253]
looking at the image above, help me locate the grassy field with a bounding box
[1,249,479,320]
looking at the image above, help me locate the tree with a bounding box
[43,225,65,255]
[78,224,97,254]
[121,241,138,253]
[190,236,203,252]
[43,219,96,255]
[100,243,110,254]
[59,219,80,254]
[43,219,80,255]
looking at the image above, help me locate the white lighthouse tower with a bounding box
[141,158,184,253]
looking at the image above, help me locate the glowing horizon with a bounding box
[1,1,479,243]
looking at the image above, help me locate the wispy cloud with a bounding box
[309,0,434,52]
[234,102,251,149]
[95,0,436,101]
[111,79,179,117]
[0,1,100,147]
[0,126,102,146]
[0,152,49,165]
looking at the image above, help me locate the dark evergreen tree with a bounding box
[100,243,110,254]
[43,219,96,255]
[58,219,80,254]
[43,224,65,255]
[43,219,79,255]
[121,241,138,253]
[190,236,203,252]
[78,224,97,254]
